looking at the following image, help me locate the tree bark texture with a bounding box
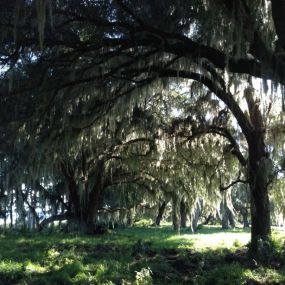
[220,190,236,229]
[248,132,271,253]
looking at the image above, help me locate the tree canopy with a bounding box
[1,0,285,256]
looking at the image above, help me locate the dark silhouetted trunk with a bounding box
[155,201,166,226]
[172,196,180,234]
[248,132,271,254]
[180,200,187,228]
[241,208,250,228]
[203,214,214,225]
[86,159,105,233]
[61,163,81,221]
[9,190,13,227]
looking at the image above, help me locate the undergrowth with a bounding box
[0,225,283,284]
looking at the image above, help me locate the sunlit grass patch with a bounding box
[244,267,285,284]
[117,225,251,251]
[24,261,47,274]
[0,260,25,284]
[187,230,251,251]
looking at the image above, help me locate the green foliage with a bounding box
[247,233,285,263]
[134,219,153,227]
[270,231,284,252]
[232,239,242,248]
[134,267,153,285]
[1,1,285,266]
[244,267,285,284]
[0,261,25,285]
[0,226,283,284]
[198,263,245,285]
[196,224,204,231]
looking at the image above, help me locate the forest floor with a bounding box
[0,224,285,284]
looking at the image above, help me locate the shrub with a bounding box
[232,239,242,248]
[134,267,153,285]
[134,219,153,227]
[203,263,245,285]
[0,261,25,284]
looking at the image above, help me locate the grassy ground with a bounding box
[0,225,284,284]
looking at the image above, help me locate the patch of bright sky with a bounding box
[0,64,9,76]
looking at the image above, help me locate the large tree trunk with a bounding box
[61,163,81,222]
[248,133,271,254]
[243,87,271,256]
[155,201,166,226]
[61,160,106,234]
[220,190,236,229]
[86,159,105,234]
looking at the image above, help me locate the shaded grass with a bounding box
[0,225,284,284]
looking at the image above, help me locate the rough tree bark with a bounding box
[247,133,271,253]
[244,87,272,253]
[220,190,236,229]
[61,159,106,234]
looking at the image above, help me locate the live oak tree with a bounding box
[1,0,285,254]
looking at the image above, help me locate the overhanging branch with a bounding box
[219,171,248,192]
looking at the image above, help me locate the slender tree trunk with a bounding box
[16,187,26,229]
[4,195,7,230]
[241,208,250,228]
[127,207,135,227]
[190,199,202,232]
[24,195,40,230]
[172,196,180,234]
[155,201,166,226]
[180,200,187,228]
[10,189,13,228]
